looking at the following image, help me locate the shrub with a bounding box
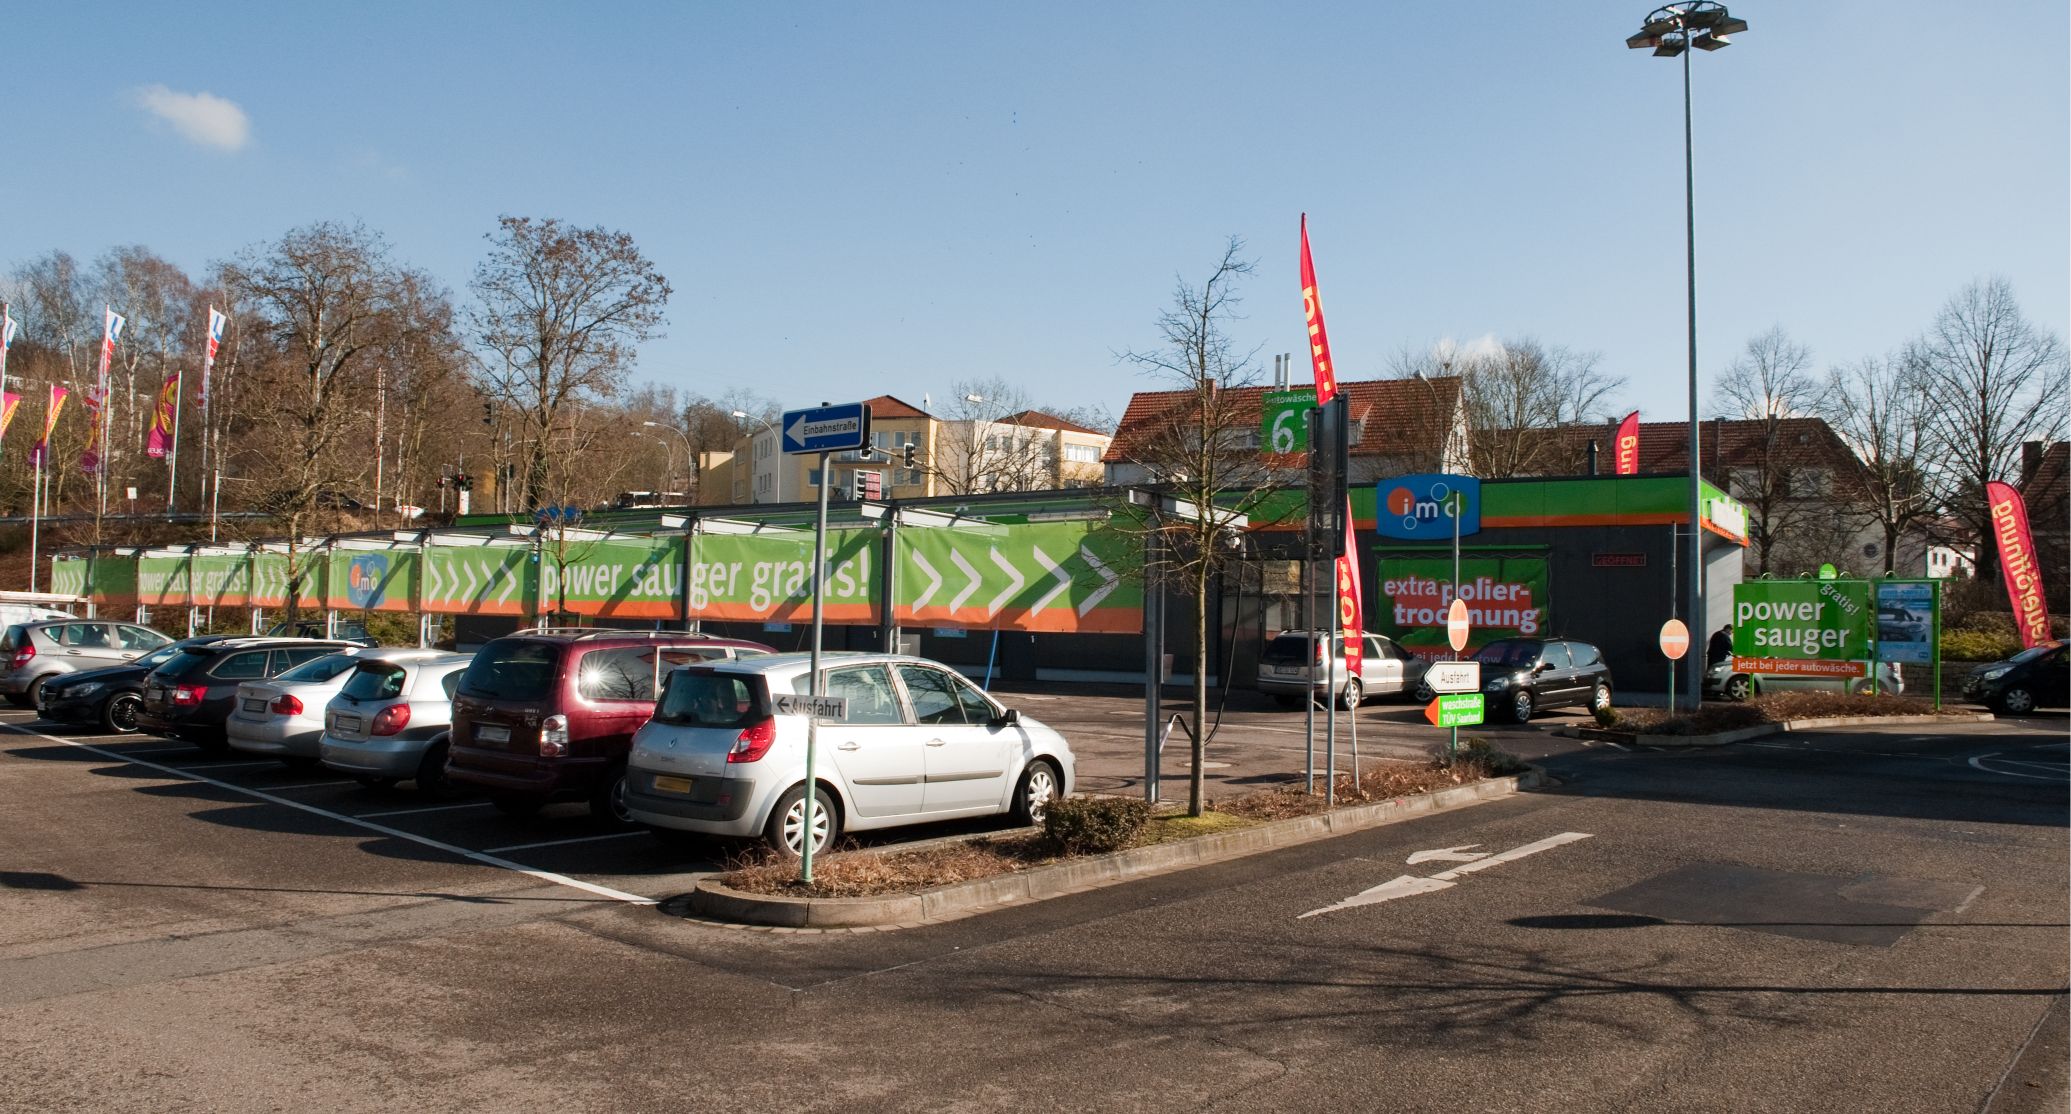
[1453,737,1528,776]
[1591,702,1620,728]
[1942,629,2020,662]
[1042,796,1151,855]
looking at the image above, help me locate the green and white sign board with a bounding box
[1731,579,1875,677]
[1431,692,1484,728]
[1260,388,1317,454]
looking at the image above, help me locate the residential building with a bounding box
[935,409,1113,493]
[2018,440,2068,610]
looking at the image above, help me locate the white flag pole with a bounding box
[165,367,184,512]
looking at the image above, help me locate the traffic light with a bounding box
[902,442,917,469]
[482,402,494,425]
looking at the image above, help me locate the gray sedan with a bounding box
[319,653,473,794]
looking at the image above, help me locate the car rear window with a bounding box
[341,662,408,701]
[152,648,213,680]
[655,669,763,728]
[1262,633,1314,664]
[210,650,272,680]
[459,640,562,700]
[1,626,24,651]
[277,653,357,684]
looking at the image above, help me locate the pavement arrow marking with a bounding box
[947,549,982,614]
[1406,844,1489,865]
[1029,545,1072,613]
[1075,545,1118,616]
[1298,832,1592,919]
[910,552,943,610]
[985,548,1025,616]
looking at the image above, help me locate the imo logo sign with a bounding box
[1375,474,1480,541]
[346,553,389,609]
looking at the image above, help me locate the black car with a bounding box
[264,619,377,647]
[137,638,360,752]
[38,635,237,733]
[1474,637,1614,723]
[1966,639,2069,715]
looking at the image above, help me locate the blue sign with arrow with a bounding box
[781,402,871,455]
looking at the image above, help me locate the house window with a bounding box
[1064,443,1101,463]
[807,468,822,486]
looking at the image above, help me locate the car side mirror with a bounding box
[991,707,1021,727]
[1534,661,1550,673]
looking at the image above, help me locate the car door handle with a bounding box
[926,739,946,747]
[836,742,860,751]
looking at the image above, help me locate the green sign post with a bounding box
[1260,388,1317,454]
[1426,692,1485,729]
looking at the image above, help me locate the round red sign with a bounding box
[1447,598,1471,653]
[1659,618,1691,660]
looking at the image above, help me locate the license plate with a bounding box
[1273,665,1301,676]
[475,723,510,743]
[243,698,268,713]
[332,715,361,733]
[651,775,694,795]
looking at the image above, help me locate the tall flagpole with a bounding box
[0,302,12,466]
[165,367,184,512]
[28,459,41,594]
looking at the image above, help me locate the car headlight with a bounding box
[1979,666,2010,681]
[1484,678,1507,692]
[69,682,103,697]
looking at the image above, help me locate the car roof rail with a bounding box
[511,626,713,642]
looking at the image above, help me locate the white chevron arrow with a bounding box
[461,560,481,604]
[947,549,983,614]
[1076,545,1119,616]
[985,548,1025,616]
[1029,545,1072,613]
[495,561,519,606]
[425,557,444,603]
[910,552,943,610]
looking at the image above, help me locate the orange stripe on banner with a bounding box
[896,607,1141,635]
[582,600,681,620]
[693,604,879,625]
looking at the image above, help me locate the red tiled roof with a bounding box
[1526,417,1868,483]
[999,409,1107,436]
[864,395,933,420]
[1104,376,1461,465]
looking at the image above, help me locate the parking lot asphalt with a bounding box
[1,697,2063,1111]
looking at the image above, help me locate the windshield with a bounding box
[150,648,213,680]
[458,640,561,701]
[1473,640,1542,667]
[655,669,760,728]
[277,652,357,684]
[132,643,186,670]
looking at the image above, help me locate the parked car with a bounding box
[1474,637,1614,723]
[1,620,174,708]
[224,647,385,767]
[319,652,475,793]
[1877,607,1932,645]
[1964,639,2069,715]
[0,603,74,629]
[136,638,362,752]
[37,634,238,733]
[446,628,775,820]
[1705,658,1905,702]
[264,619,376,646]
[1256,629,1432,709]
[626,652,1075,856]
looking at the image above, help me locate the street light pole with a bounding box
[1628,1,1748,710]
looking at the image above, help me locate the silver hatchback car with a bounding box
[2,620,172,707]
[319,652,474,793]
[225,648,385,768]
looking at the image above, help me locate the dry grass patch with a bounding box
[1609,692,1958,736]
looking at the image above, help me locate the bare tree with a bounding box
[1711,327,1838,575]
[93,247,197,521]
[469,216,671,511]
[1117,237,1278,817]
[1393,337,1620,477]
[1823,355,1935,576]
[1910,278,2069,585]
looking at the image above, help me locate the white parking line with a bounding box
[482,831,648,854]
[358,801,495,819]
[0,722,656,905]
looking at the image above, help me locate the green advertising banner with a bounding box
[191,554,251,608]
[326,548,420,613]
[89,554,139,606]
[137,556,191,607]
[1375,555,1550,659]
[423,545,535,616]
[249,553,292,607]
[895,519,1139,633]
[1260,388,1317,454]
[540,536,683,619]
[1731,579,1874,677]
[687,530,879,625]
[49,557,87,600]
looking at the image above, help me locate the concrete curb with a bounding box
[1560,712,1998,749]
[685,769,1545,929]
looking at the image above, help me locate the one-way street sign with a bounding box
[782,402,871,455]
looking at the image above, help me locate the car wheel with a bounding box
[1338,677,1363,711]
[763,783,839,859]
[414,738,458,798]
[1510,690,1534,723]
[589,766,632,825]
[353,774,398,790]
[26,675,51,712]
[1590,682,1612,713]
[1723,675,1751,702]
[1012,759,1062,826]
[491,794,544,818]
[1411,679,1435,704]
[100,693,143,734]
[1997,687,2037,716]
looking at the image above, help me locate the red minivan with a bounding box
[446,628,774,820]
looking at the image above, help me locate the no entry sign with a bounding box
[1659,618,1690,660]
[1446,598,1470,652]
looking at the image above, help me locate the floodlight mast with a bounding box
[1626,1,1749,710]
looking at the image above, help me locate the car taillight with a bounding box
[370,704,411,736]
[1315,641,1326,666]
[726,717,776,764]
[539,714,570,758]
[270,694,304,716]
[172,683,206,707]
[9,645,34,670]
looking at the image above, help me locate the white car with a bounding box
[1705,658,1905,701]
[624,652,1076,856]
[226,648,381,768]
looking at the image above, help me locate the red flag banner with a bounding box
[0,392,19,441]
[1986,480,2052,649]
[1299,215,1338,408]
[31,385,67,467]
[1614,410,1640,475]
[1337,494,1363,678]
[147,369,180,459]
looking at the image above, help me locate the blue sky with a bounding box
[8,2,2066,425]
